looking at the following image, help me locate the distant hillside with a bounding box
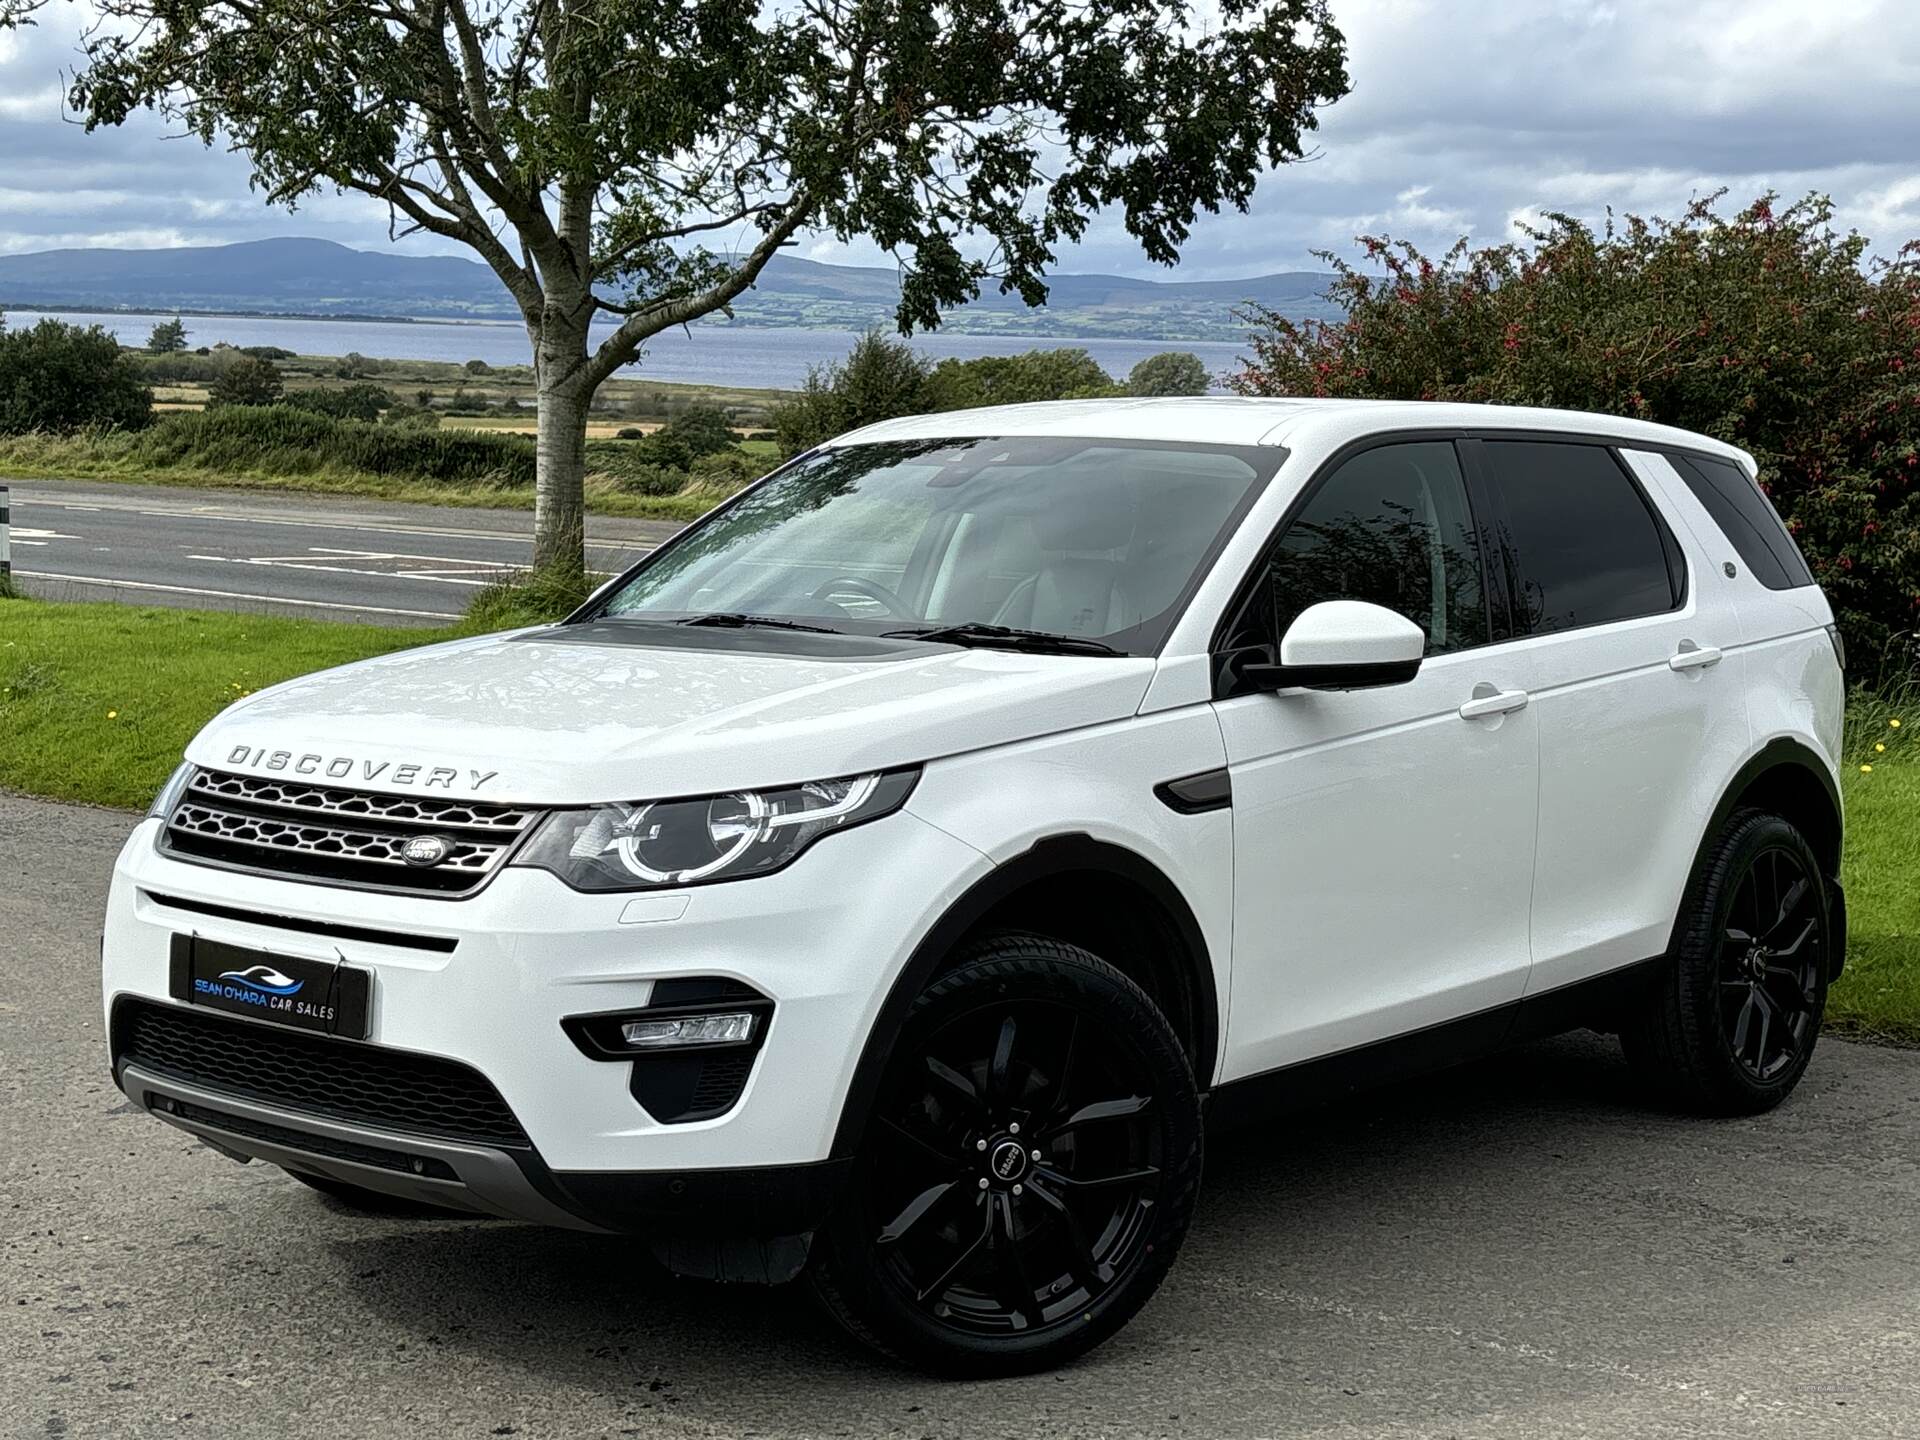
[0,237,1337,342]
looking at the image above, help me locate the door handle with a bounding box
[1669,642,1723,672]
[1458,687,1529,720]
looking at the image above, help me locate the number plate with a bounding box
[168,935,371,1039]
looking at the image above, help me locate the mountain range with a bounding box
[0,237,1338,342]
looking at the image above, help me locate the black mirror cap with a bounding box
[1240,656,1423,693]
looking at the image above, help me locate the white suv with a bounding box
[104,398,1846,1375]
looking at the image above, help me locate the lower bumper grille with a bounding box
[113,999,530,1149]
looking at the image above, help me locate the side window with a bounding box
[1482,441,1679,634]
[1268,441,1489,654]
[1667,453,1815,590]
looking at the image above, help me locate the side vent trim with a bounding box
[1154,768,1233,815]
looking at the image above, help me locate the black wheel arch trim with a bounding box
[827,833,1219,1159]
[1674,737,1846,976]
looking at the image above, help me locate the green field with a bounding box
[1,595,1913,1043]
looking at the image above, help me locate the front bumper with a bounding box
[103,810,987,1228]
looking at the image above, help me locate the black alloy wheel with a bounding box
[811,934,1202,1375]
[1718,843,1824,1082]
[1623,808,1830,1114]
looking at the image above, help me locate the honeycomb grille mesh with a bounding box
[115,999,530,1149]
[161,768,538,895]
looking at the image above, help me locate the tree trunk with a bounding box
[532,329,590,575]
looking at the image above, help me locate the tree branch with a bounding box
[583,195,811,388]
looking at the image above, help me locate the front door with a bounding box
[1213,439,1539,1081]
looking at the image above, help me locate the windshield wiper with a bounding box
[881,622,1121,656]
[675,612,841,634]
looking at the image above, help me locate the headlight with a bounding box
[146,761,194,820]
[514,769,919,892]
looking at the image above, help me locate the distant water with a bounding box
[1,308,1249,391]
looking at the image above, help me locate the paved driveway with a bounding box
[4,791,1917,1439]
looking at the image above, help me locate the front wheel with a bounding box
[1622,808,1831,1114]
[810,934,1203,1376]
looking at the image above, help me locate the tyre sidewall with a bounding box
[814,938,1203,1376]
[1674,810,1830,1108]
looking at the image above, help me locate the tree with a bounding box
[147,315,189,353]
[656,403,738,460]
[464,358,491,376]
[923,347,1119,410]
[37,0,1348,573]
[1231,193,1920,662]
[1127,350,1211,396]
[773,331,935,456]
[207,354,284,407]
[0,318,151,433]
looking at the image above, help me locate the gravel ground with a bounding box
[5,790,1919,1439]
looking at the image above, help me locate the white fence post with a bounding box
[0,484,10,583]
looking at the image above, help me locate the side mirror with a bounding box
[1243,600,1425,692]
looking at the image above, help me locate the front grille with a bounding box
[115,999,530,1149]
[159,768,539,896]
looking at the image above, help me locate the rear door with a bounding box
[1212,438,1540,1079]
[1469,437,1751,996]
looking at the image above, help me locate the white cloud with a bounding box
[0,0,1916,282]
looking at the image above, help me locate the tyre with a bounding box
[285,1168,470,1217]
[810,933,1203,1377]
[1622,808,1831,1114]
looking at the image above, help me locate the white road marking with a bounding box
[13,571,461,619]
[11,493,653,552]
[11,528,79,541]
[185,551,517,588]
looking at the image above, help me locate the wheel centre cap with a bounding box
[988,1138,1029,1184]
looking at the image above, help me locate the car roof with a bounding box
[828,396,1755,470]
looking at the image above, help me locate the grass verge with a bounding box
[0,599,435,808]
[0,416,744,523]
[1,591,1914,1042]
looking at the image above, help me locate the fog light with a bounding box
[619,1011,757,1049]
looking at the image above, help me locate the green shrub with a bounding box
[1127,350,1211,396]
[128,406,534,486]
[772,331,936,456]
[463,564,594,630]
[924,347,1120,410]
[383,405,442,431]
[136,351,230,384]
[689,448,761,483]
[1231,192,1920,662]
[656,402,737,458]
[206,355,284,407]
[286,383,395,422]
[0,318,152,434]
[239,345,297,361]
[615,426,647,440]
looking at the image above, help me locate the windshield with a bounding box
[595,437,1281,655]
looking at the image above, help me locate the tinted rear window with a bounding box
[1669,454,1815,590]
[1482,440,1680,634]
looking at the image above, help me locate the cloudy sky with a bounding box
[1,0,1916,280]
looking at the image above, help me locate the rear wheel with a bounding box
[1623,808,1830,1114]
[810,933,1202,1376]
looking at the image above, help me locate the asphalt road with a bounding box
[1,479,682,624]
[5,791,1920,1439]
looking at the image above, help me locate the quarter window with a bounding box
[1481,441,1679,634]
[1667,453,1814,591]
[1266,441,1489,654]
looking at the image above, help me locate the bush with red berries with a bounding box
[1233,194,1920,669]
